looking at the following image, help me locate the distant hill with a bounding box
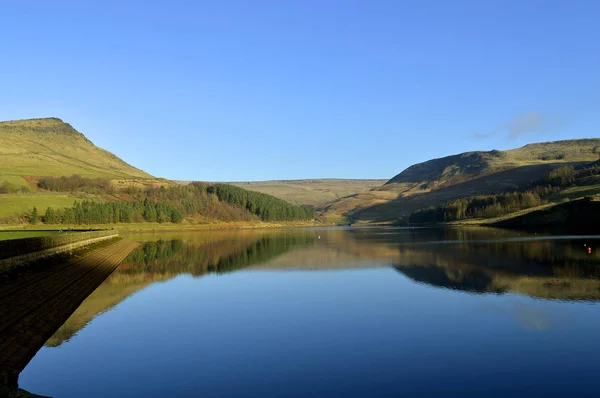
[0,118,153,181]
[227,179,386,206]
[322,139,600,223]
[384,139,600,190]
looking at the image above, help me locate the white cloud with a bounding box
[473,112,563,140]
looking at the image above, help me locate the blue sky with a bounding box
[1,1,598,181]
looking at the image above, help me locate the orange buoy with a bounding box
[588,247,592,254]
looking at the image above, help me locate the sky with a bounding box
[1,0,599,181]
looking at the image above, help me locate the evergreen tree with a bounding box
[29,206,39,224]
[43,207,59,224]
[143,198,157,222]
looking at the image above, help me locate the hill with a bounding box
[0,118,316,226]
[227,179,386,206]
[0,118,153,182]
[321,139,600,223]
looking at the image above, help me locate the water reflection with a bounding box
[46,231,316,347]
[15,227,600,397]
[45,228,600,350]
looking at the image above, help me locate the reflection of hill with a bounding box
[46,231,315,347]
[254,228,600,301]
[398,265,497,293]
[257,227,538,270]
[392,238,600,301]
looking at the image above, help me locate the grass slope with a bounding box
[227,179,386,206]
[322,139,600,223]
[0,231,59,241]
[0,118,153,180]
[0,192,107,220]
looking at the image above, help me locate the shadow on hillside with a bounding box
[355,162,588,222]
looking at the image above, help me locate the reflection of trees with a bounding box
[120,233,315,277]
[46,233,314,347]
[46,227,600,350]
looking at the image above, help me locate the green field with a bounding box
[0,175,30,187]
[0,193,106,218]
[0,231,59,241]
[0,219,319,233]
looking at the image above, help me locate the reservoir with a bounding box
[8,227,600,397]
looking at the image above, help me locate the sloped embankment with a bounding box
[0,238,140,389]
[0,231,118,272]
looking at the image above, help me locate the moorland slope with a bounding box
[322,139,600,222]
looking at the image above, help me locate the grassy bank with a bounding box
[0,192,106,219]
[0,231,60,241]
[0,220,322,233]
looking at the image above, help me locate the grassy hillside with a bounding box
[219,179,386,206]
[322,139,600,223]
[0,118,153,181]
[384,139,600,189]
[0,118,317,226]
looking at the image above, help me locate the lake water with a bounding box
[17,227,600,397]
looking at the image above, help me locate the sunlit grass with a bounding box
[0,193,106,218]
[0,231,60,241]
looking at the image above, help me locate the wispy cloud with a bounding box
[473,112,563,140]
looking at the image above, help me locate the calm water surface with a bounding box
[19,227,600,397]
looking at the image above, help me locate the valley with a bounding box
[1,117,599,231]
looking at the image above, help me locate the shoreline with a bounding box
[0,220,323,234]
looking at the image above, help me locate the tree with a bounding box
[30,206,39,224]
[43,207,59,224]
[143,198,157,222]
[171,208,183,223]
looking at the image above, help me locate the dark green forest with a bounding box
[33,179,314,225]
[207,184,314,222]
[40,199,183,224]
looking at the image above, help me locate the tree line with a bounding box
[533,162,600,189]
[35,199,183,225]
[0,181,30,194]
[206,183,315,221]
[409,190,546,223]
[28,181,314,224]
